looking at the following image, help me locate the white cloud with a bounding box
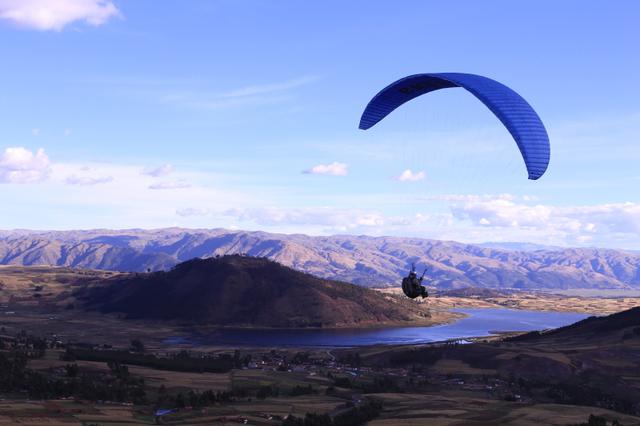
[149,180,191,190]
[65,174,113,186]
[449,196,640,246]
[0,0,120,31]
[142,164,173,177]
[0,147,51,183]
[209,196,640,248]
[176,207,210,217]
[395,169,425,182]
[226,207,386,229]
[222,206,450,237]
[303,161,348,176]
[3,159,259,230]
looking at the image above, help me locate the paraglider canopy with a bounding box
[359,73,550,180]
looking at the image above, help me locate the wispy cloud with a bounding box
[303,161,348,176]
[142,164,173,177]
[159,75,319,110]
[65,174,113,186]
[149,180,191,190]
[221,76,318,98]
[423,194,517,202]
[176,207,210,217]
[0,0,121,31]
[0,147,51,183]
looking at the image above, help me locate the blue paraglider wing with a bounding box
[359,73,550,180]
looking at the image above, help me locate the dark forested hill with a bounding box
[75,255,433,328]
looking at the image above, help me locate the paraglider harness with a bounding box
[401,263,428,299]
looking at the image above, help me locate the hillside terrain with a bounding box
[512,306,640,342]
[3,308,640,425]
[354,306,640,420]
[1,228,639,289]
[3,295,638,425]
[73,255,437,328]
[0,262,639,424]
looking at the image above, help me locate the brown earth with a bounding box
[74,255,444,328]
[2,228,639,289]
[1,258,457,331]
[379,287,640,315]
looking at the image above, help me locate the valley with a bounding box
[1,258,639,425]
[1,308,639,425]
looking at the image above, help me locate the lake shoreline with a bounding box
[163,307,590,348]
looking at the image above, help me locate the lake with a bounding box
[165,308,590,347]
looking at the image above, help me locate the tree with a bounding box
[156,384,168,406]
[130,339,145,354]
[587,414,607,426]
[65,364,79,378]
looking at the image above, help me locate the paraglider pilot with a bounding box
[402,263,428,299]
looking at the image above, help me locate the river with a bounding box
[165,308,591,347]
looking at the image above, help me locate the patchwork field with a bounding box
[1,266,640,424]
[380,287,640,315]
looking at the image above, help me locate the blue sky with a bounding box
[0,0,639,249]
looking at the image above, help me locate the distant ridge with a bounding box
[1,228,639,290]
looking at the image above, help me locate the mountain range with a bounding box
[1,228,639,290]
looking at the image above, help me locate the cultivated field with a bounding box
[379,287,640,315]
[1,266,640,424]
